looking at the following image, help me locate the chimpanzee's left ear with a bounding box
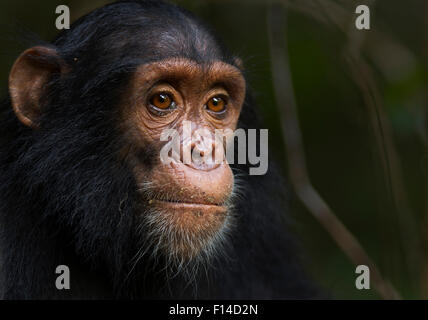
[9,46,67,129]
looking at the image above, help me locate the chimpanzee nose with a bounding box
[181,133,222,171]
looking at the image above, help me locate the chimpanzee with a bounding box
[0,0,320,299]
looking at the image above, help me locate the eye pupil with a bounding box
[150,93,172,110]
[207,96,226,113]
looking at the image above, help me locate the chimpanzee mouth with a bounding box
[148,198,227,208]
[147,198,228,220]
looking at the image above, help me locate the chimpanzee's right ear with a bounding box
[9,46,66,128]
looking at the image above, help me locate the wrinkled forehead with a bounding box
[133,58,246,93]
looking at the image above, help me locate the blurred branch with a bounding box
[341,0,419,285]
[285,3,417,263]
[267,2,401,300]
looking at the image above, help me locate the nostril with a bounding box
[180,136,223,169]
[211,142,216,155]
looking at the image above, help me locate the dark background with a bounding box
[1,0,427,299]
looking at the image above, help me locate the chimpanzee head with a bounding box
[5,0,248,277]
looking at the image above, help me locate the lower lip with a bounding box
[150,199,228,215]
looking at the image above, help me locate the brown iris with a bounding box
[150,93,173,110]
[206,96,226,113]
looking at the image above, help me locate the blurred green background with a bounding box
[1,0,427,299]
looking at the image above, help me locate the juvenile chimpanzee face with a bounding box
[9,52,246,263]
[120,58,246,261]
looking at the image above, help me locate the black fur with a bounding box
[0,0,319,299]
